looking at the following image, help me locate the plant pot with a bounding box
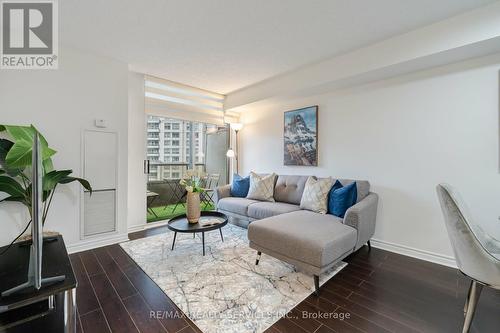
[186,192,201,223]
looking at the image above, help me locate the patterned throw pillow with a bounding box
[246,172,277,202]
[300,176,334,214]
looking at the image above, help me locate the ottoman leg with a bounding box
[255,251,261,265]
[313,275,320,296]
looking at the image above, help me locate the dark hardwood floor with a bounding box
[70,222,500,333]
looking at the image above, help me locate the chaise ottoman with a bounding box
[248,210,358,295]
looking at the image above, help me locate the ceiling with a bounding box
[60,0,496,94]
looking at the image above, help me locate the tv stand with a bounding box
[0,236,76,332]
[1,245,65,297]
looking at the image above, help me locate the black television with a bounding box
[1,134,65,297]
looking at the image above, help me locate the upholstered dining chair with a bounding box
[436,184,500,333]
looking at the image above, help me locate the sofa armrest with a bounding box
[215,184,231,204]
[343,192,379,251]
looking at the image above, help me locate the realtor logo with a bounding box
[1,0,58,69]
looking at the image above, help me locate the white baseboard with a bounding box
[370,238,457,268]
[66,234,130,254]
[127,224,146,233]
[144,220,170,229]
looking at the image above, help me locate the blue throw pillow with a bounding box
[230,174,250,197]
[328,180,357,218]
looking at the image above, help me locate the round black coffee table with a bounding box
[167,211,228,256]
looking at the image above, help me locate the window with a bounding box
[146,114,228,182]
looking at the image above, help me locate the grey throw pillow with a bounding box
[246,172,277,202]
[300,176,334,214]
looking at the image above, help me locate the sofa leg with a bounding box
[367,240,372,251]
[255,251,261,265]
[313,275,320,296]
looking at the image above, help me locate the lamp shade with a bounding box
[231,123,243,131]
[226,148,235,158]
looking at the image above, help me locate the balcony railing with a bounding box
[147,163,205,182]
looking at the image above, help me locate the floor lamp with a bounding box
[226,123,243,174]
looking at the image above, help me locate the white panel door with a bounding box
[84,131,117,190]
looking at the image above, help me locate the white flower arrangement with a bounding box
[179,169,206,193]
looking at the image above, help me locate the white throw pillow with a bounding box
[300,176,334,214]
[246,172,277,202]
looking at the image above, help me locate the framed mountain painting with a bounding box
[284,106,318,166]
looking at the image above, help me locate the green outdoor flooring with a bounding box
[147,203,215,223]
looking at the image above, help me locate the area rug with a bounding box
[120,223,346,333]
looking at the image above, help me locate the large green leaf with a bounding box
[43,158,54,173]
[0,195,26,204]
[2,125,51,150]
[0,139,23,176]
[59,176,93,193]
[1,125,56,169]
[0,139,13,165]
[5,139,32,168]
[5,139,56,168]
[43,170,72,191]
[3,125,34,142]
[0,176,26,198]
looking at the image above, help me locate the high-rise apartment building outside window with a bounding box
[146,115,218,181]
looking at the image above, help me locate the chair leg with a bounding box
[367,240,372,251]
[255,251,261,265]
[462,280,483,333]
[464,280,473,316]
[313,275,320,296]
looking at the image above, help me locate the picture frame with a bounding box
[283,106,318,166]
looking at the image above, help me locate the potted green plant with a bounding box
[179,169,206,223]
[0,124,92,246]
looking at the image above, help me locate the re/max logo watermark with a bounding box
[1,0,58,69]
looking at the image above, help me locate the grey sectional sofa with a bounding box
[215,174,378,295]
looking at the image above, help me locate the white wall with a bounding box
[239,54,500,264]
[127,72,147,231]
[0,46,129,251]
